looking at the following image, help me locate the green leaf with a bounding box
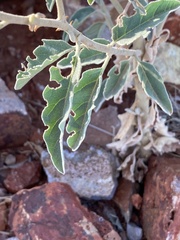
[57,38,109,69]
[137,61,173,115]
[42,66,73,174]
[94,79,107,112]
[67,68,102,150]
[112,0,180,45]
[45,0,55,12]
[104,60,130,100]
[63,6,95,41]
[83,22,107,39]
[87,0,95,5]
[15,40,73,90]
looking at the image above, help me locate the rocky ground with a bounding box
[0,1,180,240]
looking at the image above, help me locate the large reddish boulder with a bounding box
[142,155,180,240]
[9,182,121,240]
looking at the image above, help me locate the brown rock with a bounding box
[113,178,135,222]
[3,161,42,193]
[142,155,180,240]
[0,202,7,231]
[131,194,142,210]
[0,79,31,148]
[164,12,180,46]
[9,182,121,240]
[84,106,120,146]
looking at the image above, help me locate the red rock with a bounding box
[142,155,180,240]
[131,194,142,210]
[0,202,7,231]
[113,178,135,222]
[3,161,42,193]
[9,182,121,240]
[164,12,180,46]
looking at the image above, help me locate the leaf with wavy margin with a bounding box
[112,0,180,45]
[15,40,72,90]
[67,68,102,150]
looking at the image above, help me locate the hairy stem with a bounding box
[0,11,141,57]
[55,0,66,20]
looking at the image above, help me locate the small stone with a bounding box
[41,146,119,200]
[4,154,16,165]
[3,160,42,193]
[142,155,180,240]
[131,194,142,210]
[127,222,142,240]
[9,182,121,240]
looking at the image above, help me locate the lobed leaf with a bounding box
[104,60,130,100]
[45,0,55,12]
[112,0,180,45]
[15,40,73,90]
[66,68,102,150]
[57,38,109,68]
[42,66,73,174]
[137,61,173,115]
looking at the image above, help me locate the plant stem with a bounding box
[0,11,141,57]
[55,0,66,20]
[97,0,114,28]
[109,0,124,14]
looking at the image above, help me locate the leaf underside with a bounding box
[137,61,173,115]
[112,0,180,45]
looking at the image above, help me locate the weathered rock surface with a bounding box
[154,42,180,85]
[0,79,31,148]
[41,146,119,200]
[142,155,180,240]
[3,160,42,193]
[84,106,121,146]
[9,182,121,240]
[0,201,7,231]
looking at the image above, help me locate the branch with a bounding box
[0,11,142,57]
[55,0,66,20]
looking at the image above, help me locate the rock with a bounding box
[131,194,142,210]
[3,160,42,193]
[154,42,180,85]
[126,222,142,240]
[142,155,180,240]
[0,79,31,148]
[9,182,121,240]
[84,106,121,146]
[164,12,180,46]
[113,178,135,222]
[0,202,7,231]
[41,146,119,200]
